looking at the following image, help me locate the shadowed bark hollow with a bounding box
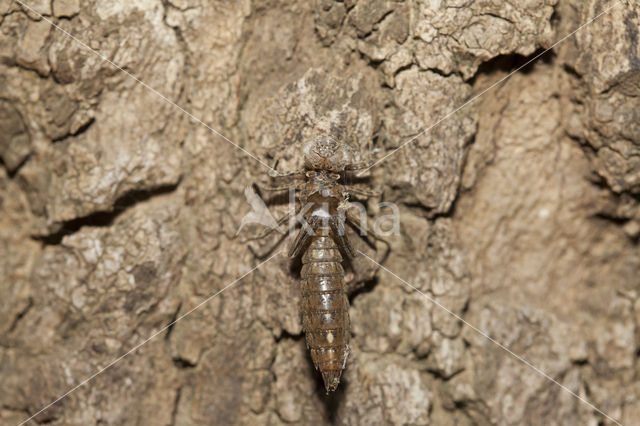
[1,1,639,425]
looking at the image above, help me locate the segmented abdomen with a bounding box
[300,224,350,392]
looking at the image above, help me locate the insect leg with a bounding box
[268,158,305,178]
[245,198,308,258]
[344,185,381,198]
[344,161,373,171]
[245,194,313,242]
[268,169,305,178]
[256,182,304,192]
[259,184,295,191]
[246,210,294,241]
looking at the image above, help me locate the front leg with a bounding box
[344,160,375,171]
[344,185,381,198]
[256,181,304,192]
[268,167,305,178]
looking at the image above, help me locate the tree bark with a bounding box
[1,0,639,424]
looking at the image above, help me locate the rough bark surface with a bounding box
[0,1,639,425]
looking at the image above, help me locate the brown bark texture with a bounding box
[1,0,640,425]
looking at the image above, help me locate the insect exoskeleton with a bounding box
[254,135,382,392]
